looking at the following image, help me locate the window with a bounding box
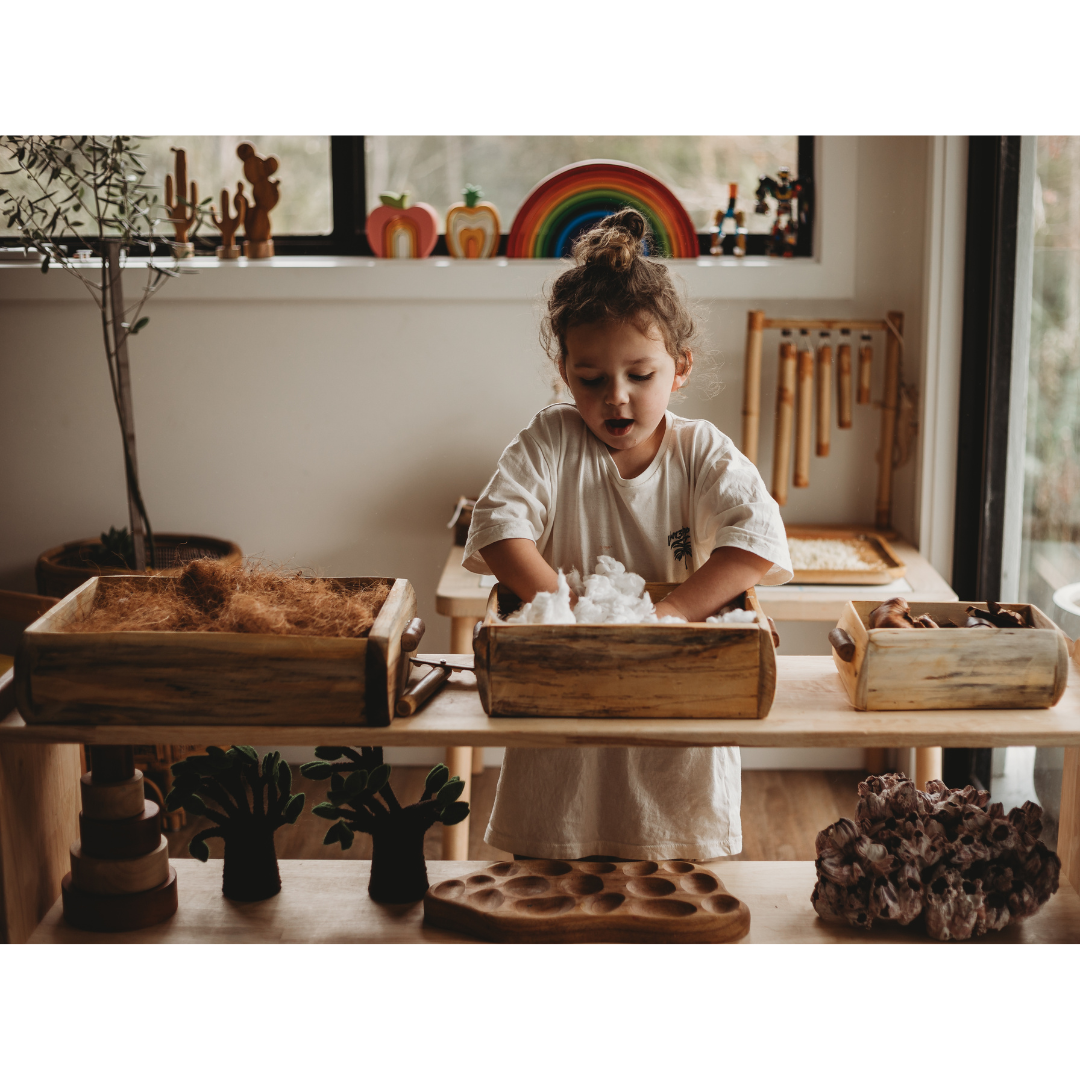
[3,136,815,258]
[364,135,814,257]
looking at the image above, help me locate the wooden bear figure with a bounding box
[237,143,280,259]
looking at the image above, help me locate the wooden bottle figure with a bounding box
[212,182,248,261]
[445,184,500,258]
[237,142,280,259]
[366,192,440,258]
[164,147,199,259]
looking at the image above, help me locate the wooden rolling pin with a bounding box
[771,332,797,504]
[837,329,853,429]
[396,657,474,717]
[793,331,813,488]
[858,333,873,405]
[816,332,832,457]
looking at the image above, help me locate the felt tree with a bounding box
[301,746,469,903]
[167,745,305,901]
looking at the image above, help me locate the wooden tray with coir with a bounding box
[424,858,750,943]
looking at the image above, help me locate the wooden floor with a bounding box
[166,768,864,864]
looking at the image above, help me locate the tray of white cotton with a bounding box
[471,557,777,719]
[785,526,906,585]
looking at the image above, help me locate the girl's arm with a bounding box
[479,538,569,606]
[653,546,772,623]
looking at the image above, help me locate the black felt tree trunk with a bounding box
[223,825,282,901]
[368,802,441,903]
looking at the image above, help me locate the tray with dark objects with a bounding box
[829,598,1071,711]
[423,858,750,943]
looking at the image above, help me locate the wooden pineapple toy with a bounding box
[212,182,248,260]
[164,147,199,259]
[237,142,280,259]
[62,745,178,931]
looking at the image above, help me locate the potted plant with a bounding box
[0,136,241,594]
[302,746,470,903]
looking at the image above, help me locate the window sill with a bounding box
[0,138,857,304]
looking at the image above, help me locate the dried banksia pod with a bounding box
[811,772,1061,940]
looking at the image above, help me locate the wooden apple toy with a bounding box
[445,184,501,258]
[366,192,439,258]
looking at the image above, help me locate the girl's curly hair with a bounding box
[540,207,697,370]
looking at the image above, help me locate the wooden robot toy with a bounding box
[754,167,803,257]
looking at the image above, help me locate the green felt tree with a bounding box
[301,746,469,903]
[167,745,305,901]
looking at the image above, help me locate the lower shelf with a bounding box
[29,859,1080,944]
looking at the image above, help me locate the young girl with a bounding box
[463,208,792,861]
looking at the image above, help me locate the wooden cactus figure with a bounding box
[212,182,248,260]
[302,746,470,903]
[236,142,280,259]
[167,745,305,901]
[164,147,199,258]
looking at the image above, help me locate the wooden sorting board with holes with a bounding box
[424,857,750,943]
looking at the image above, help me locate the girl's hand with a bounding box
[479,538,574,606]
[657,546,771,622]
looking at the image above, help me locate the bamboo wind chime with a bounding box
[741,310,904,529]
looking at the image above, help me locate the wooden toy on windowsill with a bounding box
[754,167,804,257]
[237,142,280,259]
[167,745,305,901]
[212,182,248,261]
[366,192,440,258]
[62,745,178,931]
[709,183,739,256]
[445,184,500,258]
[164,147,199,259]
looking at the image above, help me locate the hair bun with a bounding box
[572,207,648,272]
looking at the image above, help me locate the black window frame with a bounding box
[1,135,815,259]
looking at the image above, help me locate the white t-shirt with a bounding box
[465,404,792,860]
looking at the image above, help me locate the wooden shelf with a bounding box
[30,858,1080,944]
[4,655,1078,749]
[435,537,959,625]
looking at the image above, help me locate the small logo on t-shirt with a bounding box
[667,527,692,563]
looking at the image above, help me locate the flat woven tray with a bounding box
[786,525,906,585]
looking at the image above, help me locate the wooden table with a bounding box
[29,857,1080,944]
[436,537,959,791]
[3,654,1078,943]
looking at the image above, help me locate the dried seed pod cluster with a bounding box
[867,597,1030,631]
[812,773,1060,940]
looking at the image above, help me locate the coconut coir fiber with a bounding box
[68,559,390,638]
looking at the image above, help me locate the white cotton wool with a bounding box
[504,570,577,625]
[705,608,759,625]
[505,557,686,626]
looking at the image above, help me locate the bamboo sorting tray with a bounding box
[15,575,416,727]
[472,584,776,719]
[423,858,750,943]
[786,525,906,585]
[831,600,1071,711]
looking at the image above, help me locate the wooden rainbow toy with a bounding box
[507,160,698,259]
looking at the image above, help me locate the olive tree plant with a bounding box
[1,136,207,569]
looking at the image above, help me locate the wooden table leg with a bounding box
[442,615,480,860]
[1058,747,1080,888]
[915,747,943,791]
[0,741,82,943]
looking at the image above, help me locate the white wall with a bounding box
[0,131,930,771]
